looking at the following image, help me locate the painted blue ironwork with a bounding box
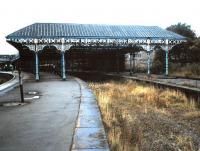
[61,51,66,80]
[61,38,66,80]
[5,23,186,80]
[147,39,151,75]
[165,39,169,76]
[165,51,169,76]
[147,52,151,75]
[6,23,185,40]
[35,52,39,80]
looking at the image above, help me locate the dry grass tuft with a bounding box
[89,80,200,151]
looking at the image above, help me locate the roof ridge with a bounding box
[33,22,160,27]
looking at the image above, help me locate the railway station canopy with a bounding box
[5,23,186,80]
[6,23,185,46]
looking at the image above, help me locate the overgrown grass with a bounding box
[170,63,200,78]
[89,80,200,151]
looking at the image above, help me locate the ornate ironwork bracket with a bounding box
[14,37,185,49]
[54,44,72,51]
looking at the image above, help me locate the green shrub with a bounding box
[169,63,200,78]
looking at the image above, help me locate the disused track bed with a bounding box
[106,74,200,106]
[0,72,14,84]
[69,71,200,106]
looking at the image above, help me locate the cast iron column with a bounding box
[61,51,66,80]
[165,39,169,76]
[35,52,39,80]
[34,39,39,81]
[61,38,66,80]
[147,39,151,76]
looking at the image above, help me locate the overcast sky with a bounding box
[0,0,199,54]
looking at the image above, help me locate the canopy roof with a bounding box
[6,23,185,40]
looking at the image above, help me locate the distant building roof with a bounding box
[6,23,185,40]
[0,54,19,62]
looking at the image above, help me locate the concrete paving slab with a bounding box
[77,115,103,128]
[79,105,101,117]
[72,78,109,151]
[81,90,96,98]
[81,97,98,104]
[80,101,99,108]
[72,128,108,149]
[72,149,109,151]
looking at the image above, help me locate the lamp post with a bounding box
[18,67,24,103]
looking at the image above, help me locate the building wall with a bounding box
[125,51,155,72]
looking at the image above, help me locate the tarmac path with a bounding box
[0,74,81,151]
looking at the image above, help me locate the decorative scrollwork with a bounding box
[24,44,35,51]
[23,44,47,52]
[160,45,173,51]
[37,44,46,51]
[139,44,156,51]
[13,37,185,52]
[53,44,72,51]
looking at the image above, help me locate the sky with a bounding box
[0,0,199,54]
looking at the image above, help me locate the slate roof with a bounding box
[6,23,185,40]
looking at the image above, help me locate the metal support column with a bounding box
[34,39,39,81]
[35,52,39,80]
[147,39,151,76]
[147,52,150,75]
[61,51,66,80]
[165,39,169,76]
[61,38,66,80]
